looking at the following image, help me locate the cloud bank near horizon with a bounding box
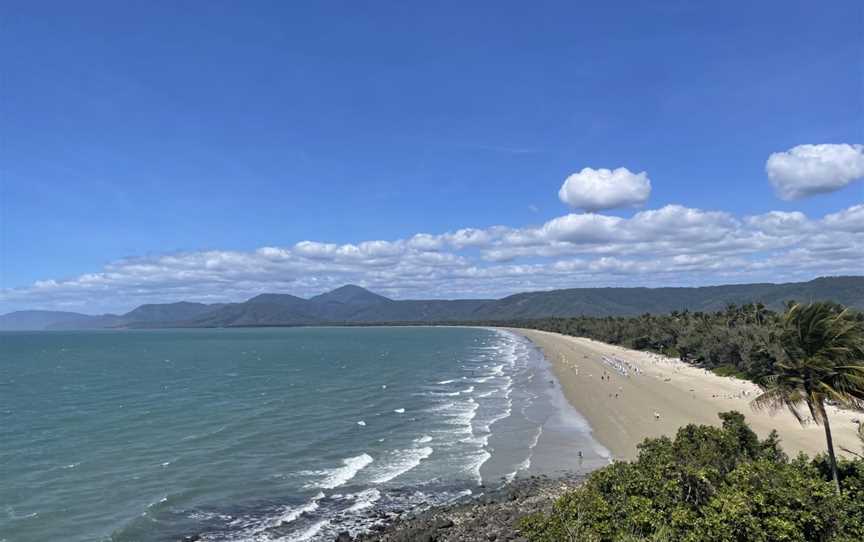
[3,201,861,314]
[4,144,862,314]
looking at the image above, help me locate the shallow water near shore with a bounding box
[1,326,606,541]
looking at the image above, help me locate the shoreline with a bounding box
[507,327,862,461]
[355,473,583,542]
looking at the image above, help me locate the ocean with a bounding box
[0,326,607,542]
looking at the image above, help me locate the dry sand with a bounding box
[509,328,863,461]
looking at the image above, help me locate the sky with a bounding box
[1,0,862,314]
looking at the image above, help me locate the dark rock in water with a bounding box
[335,532,353,542]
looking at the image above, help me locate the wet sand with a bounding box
[509,328,863,461]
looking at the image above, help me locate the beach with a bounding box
[509,328,863,461]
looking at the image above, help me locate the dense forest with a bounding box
[520,412,864,542]
[490,301,864,381]
[516,301,864,540]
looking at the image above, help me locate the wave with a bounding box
[467,449,492,485]
[505,455,532,483]
[344,488,381,512]
[477,401,512,433]
[393,408,405,414]
[528,426,543,450]
[413,434,432,444]
[278,492,325,525]
[285,519,329,542]
[303,453,374,489]
[369,447,433,484]
[423,390,460,397]
[442,398,479,430]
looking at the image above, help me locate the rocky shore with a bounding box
[343,474,582,542]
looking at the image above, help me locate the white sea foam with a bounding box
[528,426,543,450]
[277,492,325,525]
[437,379,455,384]
[393,408,405,414]
[467,449,492,484]
[369,447,433,484]
[285,519,329,541]
[460,434,490,448]
[505,456,532,483]
[425,390,460,397]
[345,488,381,512]
[477,401,512,433]
[413,434,433,444]
[442,399,479,429]
[303,453,374,489]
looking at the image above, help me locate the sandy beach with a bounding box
[509,328,863,461]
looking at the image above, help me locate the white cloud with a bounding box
[766,143,864,200]
[823,204,864,233]
[540,213,623,244]
[628,205,738,242]
[558,167,651,211]
[2,203,862,314]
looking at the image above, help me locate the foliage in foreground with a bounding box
[750,301,864,493]
[519,412,864,542]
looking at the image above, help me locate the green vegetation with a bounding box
[3,276,863,330]
[519,412,864,542]
[751,302,864,493]
[519,302,864,540]
[501,301,864,382]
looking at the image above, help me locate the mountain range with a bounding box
[1,276,862,331]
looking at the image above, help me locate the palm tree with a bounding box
[840,421,863,460]
[751,301,864,493]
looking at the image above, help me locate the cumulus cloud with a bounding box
[766,143,864,200]
[823,204,864,232]
[558,167,651,211]
[2,201,862,314]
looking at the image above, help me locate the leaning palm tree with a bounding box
[751,301,864,493]
[840,421,863,459]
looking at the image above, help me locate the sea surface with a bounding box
[0,326,607,542]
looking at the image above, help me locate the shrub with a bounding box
[519,413,864,542]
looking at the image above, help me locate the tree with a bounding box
[519,413,860,542]
[751,302,864,493]
[841,422,864,460]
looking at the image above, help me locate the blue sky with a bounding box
[1,1,862,313]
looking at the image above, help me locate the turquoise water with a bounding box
[0,327,606,541]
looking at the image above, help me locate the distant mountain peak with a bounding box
[311,285,391,305]
[245,293,307,305]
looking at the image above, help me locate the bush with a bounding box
[519,412,864,542]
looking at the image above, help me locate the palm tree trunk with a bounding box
[817,400,841,494]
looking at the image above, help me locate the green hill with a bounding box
[2,276,861,330]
